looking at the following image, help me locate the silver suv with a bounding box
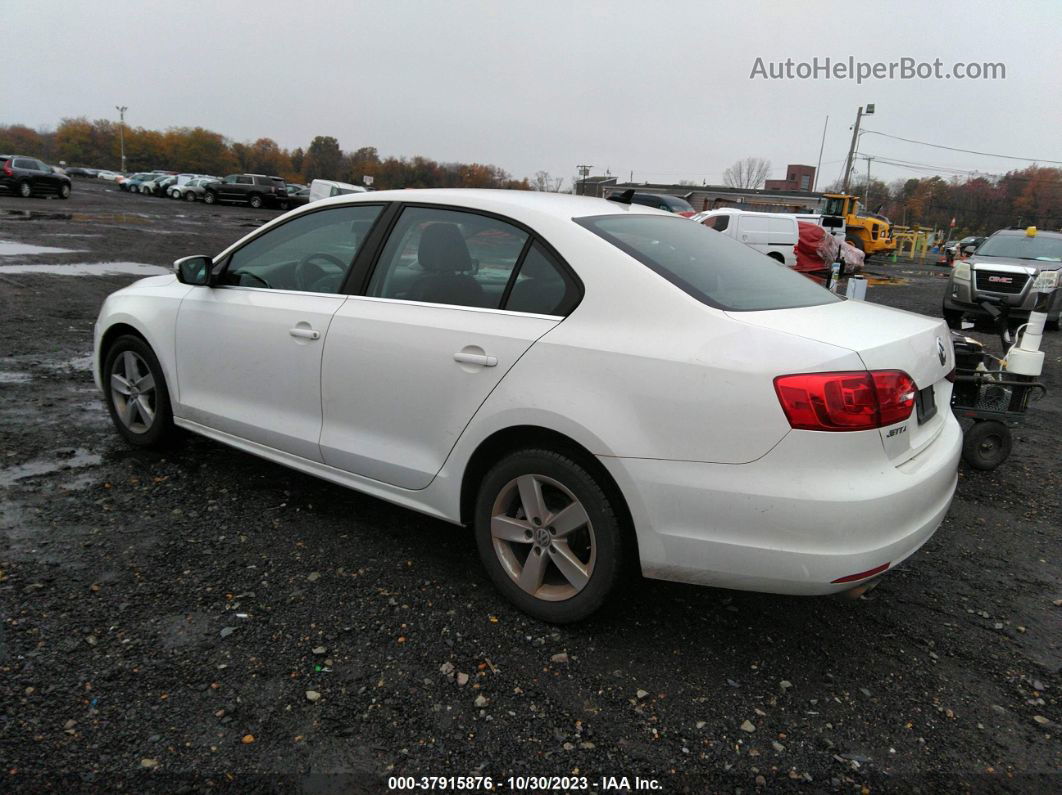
[943,228,1062,330]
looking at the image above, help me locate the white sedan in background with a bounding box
[93,189,961,622]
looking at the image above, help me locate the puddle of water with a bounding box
[0,372,32,383]
[0,262,169,276]
[43,354,95,372]
[3,209,151,224]
[0,449,103,488]
[0,240,84,256]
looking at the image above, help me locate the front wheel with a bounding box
[185,190,197,202]
[203,191,216,205]
[474,449,630,623]
[58,183,71,199]
[962,420,1011,471]
[18,181,32,198]
[943,305,964,330]
[102,335,176,448]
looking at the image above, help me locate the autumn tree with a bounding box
[302,136,343,181]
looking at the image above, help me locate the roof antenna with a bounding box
[607,189,634,205]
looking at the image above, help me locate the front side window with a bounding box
[577,214,839,311]
[222,205,383,293]
[224,175,237,184]
[367,207,530,309]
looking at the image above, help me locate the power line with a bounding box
[860,129,1062,165]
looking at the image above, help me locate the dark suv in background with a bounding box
[203,174,288,209]
[0,155,72,199]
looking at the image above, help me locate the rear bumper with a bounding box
[601,413,962,595]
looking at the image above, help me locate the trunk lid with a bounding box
[727,300,954,466]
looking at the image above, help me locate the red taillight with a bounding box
[2,160,12,176]
[774,370,916,431]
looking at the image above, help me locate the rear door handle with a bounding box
[453,352,497,367]
[289,327,320,340]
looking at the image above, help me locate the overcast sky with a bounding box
[4,0,1060,188]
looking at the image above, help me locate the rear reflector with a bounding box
[774,370,916,431]
[831,562,891,584]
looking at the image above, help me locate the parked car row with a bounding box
[0,154,72,198]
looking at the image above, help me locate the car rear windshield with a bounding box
[976,234,1062,262]
[575,214,840,311]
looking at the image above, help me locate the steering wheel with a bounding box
[295,252,347,291]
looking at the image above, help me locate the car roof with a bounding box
[315,188,668,220]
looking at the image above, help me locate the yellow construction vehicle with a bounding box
[822,193,897,259]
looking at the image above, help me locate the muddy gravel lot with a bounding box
[0,180,1059,793]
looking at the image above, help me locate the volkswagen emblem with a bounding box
[936,337,947,367]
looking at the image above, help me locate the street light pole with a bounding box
[115,105,127,173]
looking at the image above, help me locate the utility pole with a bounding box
[812,114,828,192]
[115,105,128,173]
[841,103,873,194]
[576,164,593,196]
[863,155,873,207]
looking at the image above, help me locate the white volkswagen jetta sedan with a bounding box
[93,189,962,622]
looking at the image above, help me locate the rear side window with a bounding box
[576,214,839,311]
[367,207,529,309]
[14,158,35,169]
[702,214,729,231]
[504,241,580,316]
[236,176,253,185]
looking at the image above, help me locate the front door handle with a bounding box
[289,327,320,340]
[453,351,497,367]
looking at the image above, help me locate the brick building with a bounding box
[764,164,816,192]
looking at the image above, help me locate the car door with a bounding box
[174,204,385,461]
[217,174,238,201]
[319,205,579,490]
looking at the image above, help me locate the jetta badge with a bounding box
[936,337,947,366]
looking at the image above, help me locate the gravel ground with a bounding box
[1,180,1059,793]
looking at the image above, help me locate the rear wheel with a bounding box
[248,193,263,209]
[103,335,175,448]
[474,449,630,623]
[962,420,1011,471]
[18,181,32,198]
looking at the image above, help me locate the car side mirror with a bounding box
[174,255,212,285]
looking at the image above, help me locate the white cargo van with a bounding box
[692,209,798,266]
[309,179,368,203]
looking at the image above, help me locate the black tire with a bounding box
[185,190,197,202]
[18,180,32,198]
[846,234,865,253]
[766,252,785,264]
[943,305,964,330]
[1046,316,1060,332]
[102,334,176,449]
[474,448,631,623]
[962,420,1011,471]
[278,201,289,211]
[248,193,263,209]
[203,191,216,205]
[58,183,71,199]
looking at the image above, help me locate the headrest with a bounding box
[418,223,472,273]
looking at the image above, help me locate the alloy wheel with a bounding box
[109,350,157,433]
[489,474,596,601]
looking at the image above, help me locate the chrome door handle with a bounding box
[289,327,320,340]
[453,351,497,367]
